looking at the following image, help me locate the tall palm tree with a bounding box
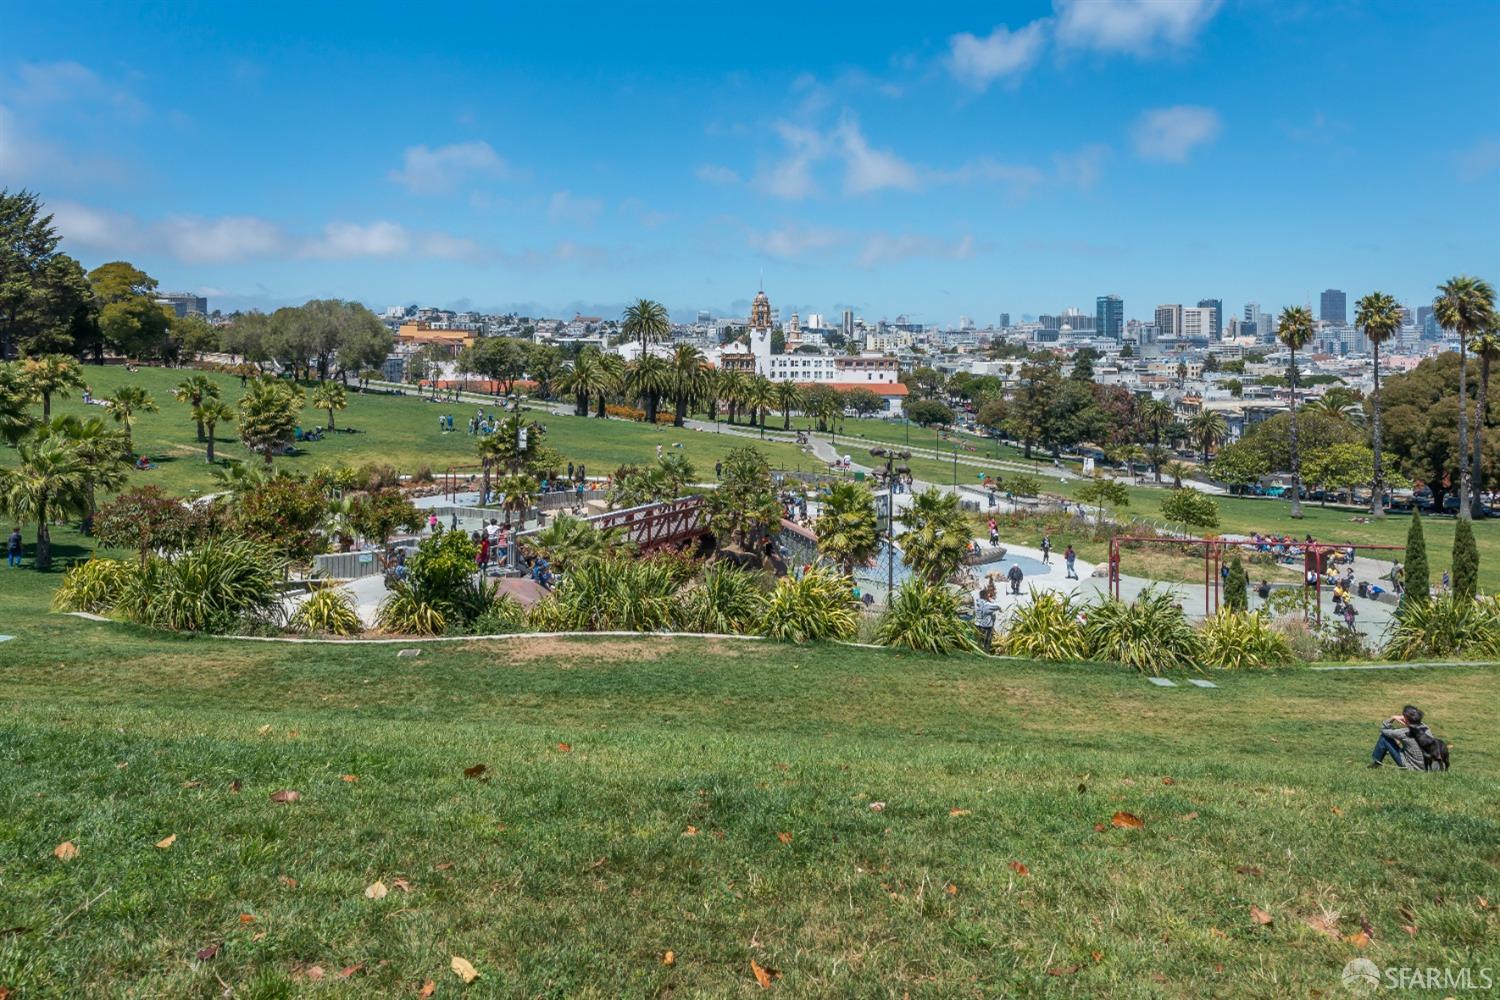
[0,435,90,569]
[1471,326,1500,515]
[1434,275,1496,519]
[1355,291,1402,516]
[1276,305,1315,518]
[310,381,348,430]
[699,367,721,421]
[195,397,235,463]
[108,385,158,455]
[625,355,672,423]
[897,487,971,586]
[40,414,129,530]
[1188,411,1228,463]
[23,354,85,421]
[814,481,878,576]
[621,299,670,355]
[596,353,625,418]
[774,380,802,430]
[1303,390,1364,424]
[172,373,220,441]
[719,370,747,425]
[669,345,706,426]
[743,376,778,429]
[556,351,599,417]
[1139,398,1172,482]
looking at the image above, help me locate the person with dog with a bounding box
[1369,704,1446,770]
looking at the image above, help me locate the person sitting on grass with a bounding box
[1369,705,1428,770]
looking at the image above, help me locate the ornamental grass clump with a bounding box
[1198,609,1293,669]
[1081,587,1200,674]
[995,589,1086,661]
[760,567,858,643]
[51,557,132,614]
[1383,593,1500,660]
[875,581,978,654]
[290,584,363,636]
[675,562,767,634]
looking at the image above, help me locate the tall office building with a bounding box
[1095,294,1124,341]
[156,292,208,317]
[1154,304,1183,338]
[1181,306,1216,339]
[1320,289,1347,325]
[1197,298,1222,339]
[841,309,854,340]
[1416,305,1437,339]
[998,312,1011,328]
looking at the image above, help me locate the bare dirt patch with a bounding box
[458,635,757,667]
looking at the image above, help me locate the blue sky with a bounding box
[2,0,1497,326]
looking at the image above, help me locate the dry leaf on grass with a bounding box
[1249,905,1274,926]
[418,980,435,997]
[948,808,971,817]
[868,801,886,812]
[1110,811,1144,829]
[392,878,411,892]
[278,875,299,888]
[364,881,388,900]
[195,943,220,961]
[238,913,254,925]
[1303,914,1339,939]
[340,774,358,783]
[1009,860,1030,876]
[1235,865,1264,877]
[450,956,478,983]
[1346,930,1371,947]
[1330,805,1343,816]
[662,950,675,967]
[945,883,958,896]
[155,834,176,849]
[305,966,325,982]
[1161,777,1175,785]
[750,958,779,988]
[1401,924,1417,937]
[338,963,363,979]
[268,790,300,804]
[1091,950,1103,962]
[556,742,572,753]
[1047,964,1081,976]
[1208,927,1228,939]
[683,826,699,837]
[181,780,201,789]
[257,725,272,736]
[230,780,241,794]
[435,862,455,871]
[462,764,487,779]
[53,841,77,861]
[776,832,793,845]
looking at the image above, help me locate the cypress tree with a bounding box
[1402,513,1429,609]
[1225,555,1248,613]
[1452,516,1479,602]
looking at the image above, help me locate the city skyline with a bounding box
[2,1,1496,324]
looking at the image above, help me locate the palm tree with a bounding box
[621,299,671,355]
[669,345,706,426]
[172,373,220,441]
[625,355,672,423]
[1139,398,1172,482]
[557,351,601,417]
[1471,326,1500,515]
[1163,461,1193,489]
[108,385,158,455]
[719,370,747,425]
[0,435,89,569]
[493,472,537,528]
[1304,387,1364,424]
[310,381,348,430]
[596,353,625,418]
[23,354,85,421]
[700,367,722,422]
[40,414,129,530]
[774,380,802,430]
[195,397,235,463]
[1434,275,1496,519]
[1188,411,1228,463]
[743,376,778,429]
[1355,291,1401,517]
[1276,305,1315,518]
[814,481,878,576]
[897,487,971,586]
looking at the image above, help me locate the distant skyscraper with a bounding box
[1154,304,1182,338]
[1320,289,1347,325]
[156,292,207,317]
[1181,306,1215,339]
[842,309,854,340]
[1197,298,1222,339]
[1095,294,1124,341]
[998,312,1011,328]
[1416,305,1437,339]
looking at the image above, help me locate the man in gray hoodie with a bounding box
[1369,704,1427,769]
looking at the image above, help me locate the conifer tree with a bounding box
[1225,555,1248,613]
[1402,513,1429,610]
[1452,516,1479,602]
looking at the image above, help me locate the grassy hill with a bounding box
[0,555,1495,996]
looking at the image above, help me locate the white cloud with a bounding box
[1054,0,1222,56]
[49,201,143,253]
[10,60,148,117]
[389,141,508,195]
[748,224,844,259]
[934,157,1047,197]
[754,122,828,200]
[696,163,740,185]
[836,115,920,195]
[947,21,1049,90]
[160,215,286,262]
[547,190,604,226]
[1053,144,1110,189]
[301,221,409,259]
[858,233,980,269]
[1131,105,1220,162]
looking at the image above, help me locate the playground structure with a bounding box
[1106,535,1406,624]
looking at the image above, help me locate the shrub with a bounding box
[412,465,435,484]
[654,411,676,425]
[1402,512,1429,609]
[1081,588,1200,674]
[125,540,286,633]
[875,582,978,654]
[355,462,403,490]
[470,595,529,635]
[1452,516,1478,602]
[1198,610,1293,669]
[675,562,767,634]
[375,583,447,636]
[1005,474,1040,498]
[406,530,479,619]
[1383,593,1500,660]
[525,597,569,632]
[996,590,1086,660]
[1224,555,1248,613]
[1160,488,1221,529]
[552,557,681,631]
[760,567,858,643]
[51,557,132,613]
[604,404,646,422]
[290,585,363,636]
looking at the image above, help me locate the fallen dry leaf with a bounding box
[230,780,242,794]
[1235,865,1264,877]
[392,878,411,893]
[683,826,699,837]
[435,862,455,871]
[341,774,358,783]
[750,958,779,988]
[948,808,971,817]
[1330,805,1343,816]
[556,742,572,753]
[154,834,176,850]
[450,956,479,983]
[1401,924,1417,938]
[364,880,388,900]
[195,943,220,961]
[257,724,272,736]
[1110,811,1144,830]
[1249,905,1274,926]
[1047,964,1082,976]
[268,789,301,804]
[1161,777,1175,785]
[306,966,325,982]
[1208,926,1228,939]
[1346,930,1371,947]
[53,841,77,861]
[238,913,255,925]
[338,963,364,979]
[1010,860,1030,876]
[278,875,299,888]
[1091,950,1103,962]
[181,780,201,789]
[1179,811,1199,821]
[252,931,266,941]
[662,950,676,967]
[1478,896,1491,911]
[418,980,435,997]
[868,801,886,812]
[776,832,793,845]
[1093,823,1106,832]
[1303,913,1339,939]
[945,882,958,896]
[462,764,487,779]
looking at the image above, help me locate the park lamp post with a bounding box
[870,446,911,600]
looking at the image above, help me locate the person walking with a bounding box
[1040,535,1052,565]
[7,527,22,568]
[1007,562,1024,595]
[973,584,1001,653]
[1064,544,1077,580]
[988,518,999,548]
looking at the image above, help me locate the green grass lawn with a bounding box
[2,366,815,497]
[1,553,1497,996]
